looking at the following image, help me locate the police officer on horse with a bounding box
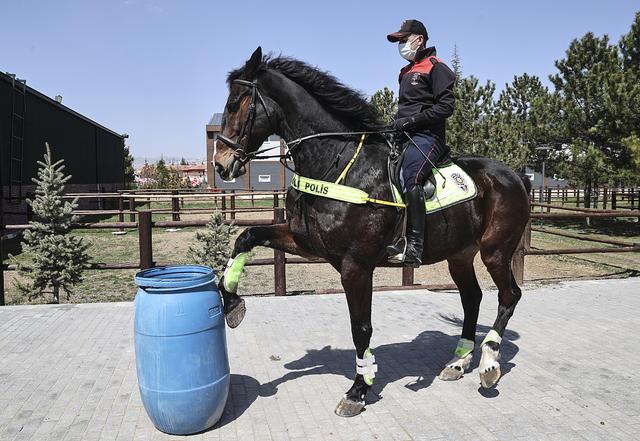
[386,19,456,267]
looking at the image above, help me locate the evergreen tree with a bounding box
[490,74,560,171]
[451,44,462,85]
[123,144,135,188]
[187,213,237,273]
[447,76,495,157]
[155,158,183,188]
[369,87,398,124]
[13,144,91,303]
[550,26,640,201]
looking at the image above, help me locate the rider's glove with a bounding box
[392,116,417,132]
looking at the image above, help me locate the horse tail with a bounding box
[518,173,532,195]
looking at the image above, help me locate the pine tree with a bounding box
[451,44,462,85]
[13,144,91,303]
[123,144,135,188]
[187,213,237,273]
[369,87,398,124]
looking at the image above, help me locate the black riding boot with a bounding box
[387,186,425,267]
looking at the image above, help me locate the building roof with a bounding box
[0,71,125,139]
[208,113,223,126]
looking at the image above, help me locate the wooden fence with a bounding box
[1,188,639,306]
[530,187,640,210]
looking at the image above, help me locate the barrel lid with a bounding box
[135,265,216,290]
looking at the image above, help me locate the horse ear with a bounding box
[244,46,263,79]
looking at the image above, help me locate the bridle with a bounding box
[216,76,399,174]
[216,78,276,167]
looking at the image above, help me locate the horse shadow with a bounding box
[259,315,520,403]
[214,315,521,428]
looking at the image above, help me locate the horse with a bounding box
[213,47,531,417]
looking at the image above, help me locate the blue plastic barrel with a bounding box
[134,265,229,435]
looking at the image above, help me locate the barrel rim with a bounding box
[135,265,217,290]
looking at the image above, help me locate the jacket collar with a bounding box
[414,46,437,63]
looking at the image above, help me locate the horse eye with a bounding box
[227,100,240,112]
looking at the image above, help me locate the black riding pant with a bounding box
[399,131,448,193]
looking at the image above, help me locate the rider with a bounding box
[385,19,455,267]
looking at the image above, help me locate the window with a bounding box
[258,174,271,183]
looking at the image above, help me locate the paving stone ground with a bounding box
[1,278,639,441]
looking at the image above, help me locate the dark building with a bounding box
[206,112,292,191]
[0,71,126,224]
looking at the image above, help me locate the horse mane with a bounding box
[227,55,381,130]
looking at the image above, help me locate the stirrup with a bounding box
[387,237,407,264]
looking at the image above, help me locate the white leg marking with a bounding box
[439,353,473,381]
[479,343,501,388]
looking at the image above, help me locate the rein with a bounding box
[216,78,395,164]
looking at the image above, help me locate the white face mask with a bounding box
[398,35,421,61]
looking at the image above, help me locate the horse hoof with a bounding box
[334,396,364,417]
[479,363,501,388]
[439,365,464,381]
[225,298,246,328]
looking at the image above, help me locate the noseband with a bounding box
[217,79,274,166]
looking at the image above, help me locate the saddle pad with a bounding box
[392,163,477,214]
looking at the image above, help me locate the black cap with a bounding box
[387,19,428,42]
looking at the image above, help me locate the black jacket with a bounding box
[396,46,455,142]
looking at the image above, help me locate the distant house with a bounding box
[172,164,206,187]
[206,113,293,191]
[524,166,568,188]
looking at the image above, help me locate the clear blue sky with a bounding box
[2,0,639,160]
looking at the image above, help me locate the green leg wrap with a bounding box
[454,338,475,358]
[356,347,377,386]
[222,253,247,294]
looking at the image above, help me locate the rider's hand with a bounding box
[392,116,416,132]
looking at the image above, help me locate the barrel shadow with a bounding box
[212,374,261,429]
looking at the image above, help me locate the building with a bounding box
[172,163,206,187]
[523,166,569,189]
[206,113,293,191]
[1,71,126,224]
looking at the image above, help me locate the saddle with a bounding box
[386,135,452,200]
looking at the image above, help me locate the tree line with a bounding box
[371,11,640,207]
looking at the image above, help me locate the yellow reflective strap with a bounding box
[292,174,403,207]
[335,134,366,184]
[364,197,406,208]
[292,174,369,204]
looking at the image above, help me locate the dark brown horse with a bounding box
[214,47,531,417]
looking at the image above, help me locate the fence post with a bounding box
[221,194,226,220]
[602,187,608,210]
[611,190,617,210]
[171,190,180,221]
[402,267,414,287]
[273,208,286,296]
[251,187,255,207]
[230,191,236,221]
[273,193,279,208]
[118,196,124,223]
[546,188,551,212]
[129,196,136,222]
[139,210,153,269]
[576,189,581,207]
[512,219,531,286]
